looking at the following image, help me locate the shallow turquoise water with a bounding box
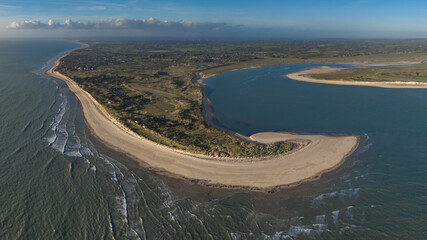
[0,39,425,239]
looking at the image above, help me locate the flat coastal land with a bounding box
[47,49,359,192]
[286,66,427,88]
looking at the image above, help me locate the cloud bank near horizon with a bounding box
[7,18,239,32]
[6,17,425,39]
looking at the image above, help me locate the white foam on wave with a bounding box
[313,215,327,231]
[124,229,140,239]
[64,135,82,157]
[49,95,66,132]
[287,225,312,237]
[136,217,147,240]
[261,232,291,240]
[121,177,147,239]
[346,206,354,219]
[100,156,131,223]
[331,210,340,225]
[99,154,148,238]
[46,88,86,158]
[108,213,116,240]
[289,216,303,226]
[312,187,361,206]
[45,95,67,146]
[45,135,57,146]
[33,55,58,78]
[185,210,198,219]
[229,233,240,240]
[101,155,120,182]
[50,119,69,153]
[83,158,97,172]
[340,188,360,201]
[42,72,147,237]
[89,165,97,172]
[357,133,373,155]
[115,195,128,223]
[168,208,178,221]
[240,204,341,239]
[313,191,338,202]
[286,215,329,237]
[46,91,72,155]
[80,147,94,156]
[339,225,352,235]
[155,179,178,222]
[260,218,330,240]
[65,151,82,157]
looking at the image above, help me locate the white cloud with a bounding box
[7,18,237,32]
[8,20,43,29]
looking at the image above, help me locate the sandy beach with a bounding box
[286,66,427,89]
[345,60,424,67]
[47,51,359,192]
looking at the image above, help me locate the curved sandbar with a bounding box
[286,66,427,89]
[47,52,359,191]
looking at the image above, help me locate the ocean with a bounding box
[0,39,425,239]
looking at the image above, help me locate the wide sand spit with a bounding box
[47,51,359,192]
[286,66,427,89]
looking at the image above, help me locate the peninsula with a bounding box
[47,46,358,191]
[48,39,427,191]
[286,65,427,88]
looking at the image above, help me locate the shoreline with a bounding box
[286,66,427,89]
[191,72,257,143]
[46,45,359,193]
[345,60,425,67]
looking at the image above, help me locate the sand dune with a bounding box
[47,53,359,192]
[286,66,427,89]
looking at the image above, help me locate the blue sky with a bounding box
[1,0,427,38]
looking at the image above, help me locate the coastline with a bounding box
[192,72,256,143]
[286,66,427,89]
[46,46,359,192]
[345,60,424,67]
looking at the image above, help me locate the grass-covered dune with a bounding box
[57,39,427,158]
[58,41,300,158]
[308,64,427,83]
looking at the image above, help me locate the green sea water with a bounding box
[0,39,425,239]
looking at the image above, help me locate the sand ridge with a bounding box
[286,66,427,89]
[46,50,359,192]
